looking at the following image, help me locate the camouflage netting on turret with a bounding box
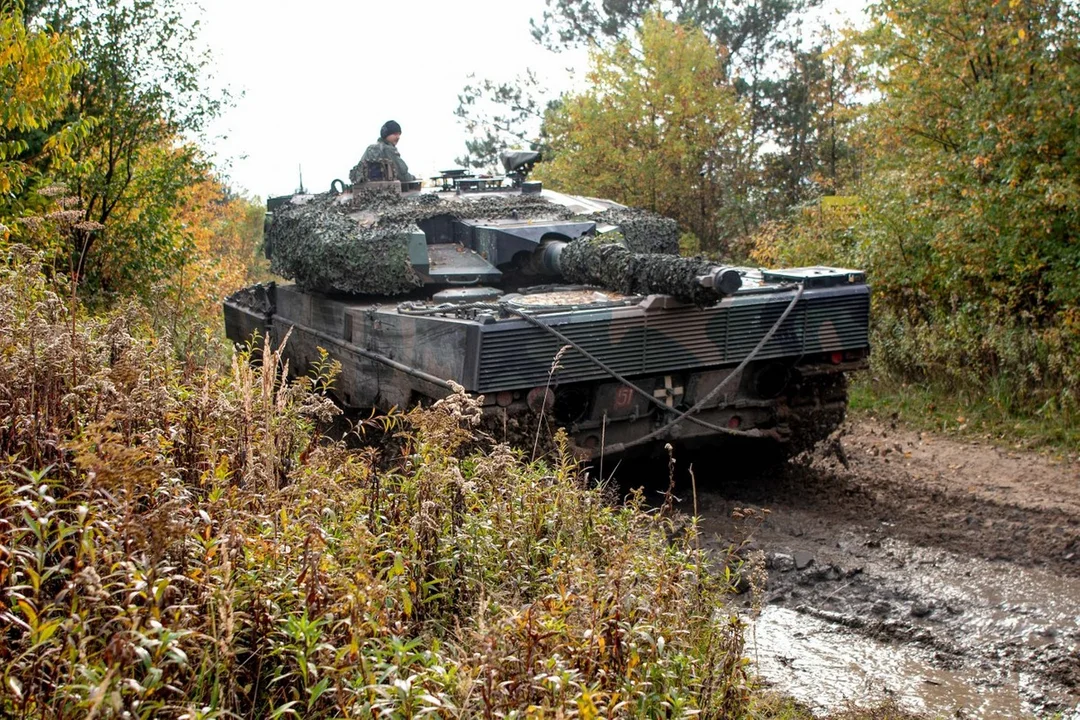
[269,197,423,295]
[267,176,691,297]
[593,208,679,255]
[267,189,575,295]
[378,193,574,225]
[560,236,723,306]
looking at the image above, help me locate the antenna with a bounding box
[297,164,306,194]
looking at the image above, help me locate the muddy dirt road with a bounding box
[673,417,1080,718]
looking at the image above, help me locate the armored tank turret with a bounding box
[225,151,869,460]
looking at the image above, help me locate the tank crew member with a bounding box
[361,120,415,182]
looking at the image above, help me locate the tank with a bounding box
[224,151,870,460]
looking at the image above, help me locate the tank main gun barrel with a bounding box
[542,239,742,305]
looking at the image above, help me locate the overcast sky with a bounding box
[198,0,865,199]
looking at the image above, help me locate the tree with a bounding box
[530,0,819,146]
[857,0,1080,320]
[530,0,814,73]
[536,14,755,251]
[454,70,556,171]
[761,0,1080,412]
[0,6,89,227]
[156,166,265,348]
[758,26,864,213]
[29,0,227,296]
[460,0,863,229]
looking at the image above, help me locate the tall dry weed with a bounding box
[1,250,750,718]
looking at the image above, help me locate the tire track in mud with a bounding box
[661,417,1080,718]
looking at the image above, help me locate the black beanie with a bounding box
[380,120,402,139]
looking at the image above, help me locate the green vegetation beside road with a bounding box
[751,0,1080,447]
[850,376,1080,456]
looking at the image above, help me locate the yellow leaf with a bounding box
[17,599,38,628]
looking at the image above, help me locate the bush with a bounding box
[752,197,1080,426]
[750,0,1080,432]
[0,251,750,718]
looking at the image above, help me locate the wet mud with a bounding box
[649,418,1080,718]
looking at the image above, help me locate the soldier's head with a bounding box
[380,120,402,146]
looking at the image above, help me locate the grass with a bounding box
[850,374,1080,457]
[750,696,929,720]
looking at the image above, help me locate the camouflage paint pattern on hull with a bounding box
[224,276,869,458]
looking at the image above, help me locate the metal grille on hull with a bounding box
[475,289,869,392]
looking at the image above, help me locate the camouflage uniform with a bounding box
[360,137,414,182]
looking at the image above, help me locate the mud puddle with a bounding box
[749,606,1038,718]
[649,417,1080,718]
[735,530,1080,718]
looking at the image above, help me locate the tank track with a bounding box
[472,369,852,464]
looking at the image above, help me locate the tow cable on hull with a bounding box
[386,282,806,454]
[497,283,807,454]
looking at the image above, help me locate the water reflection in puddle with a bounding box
[748,606,1038,719]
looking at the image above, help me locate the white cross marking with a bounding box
[652,376,684,407]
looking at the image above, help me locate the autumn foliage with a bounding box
[753,0,1080,419]
[0,5,265,350]
[0,9,90,219]
[537,14,755,251]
